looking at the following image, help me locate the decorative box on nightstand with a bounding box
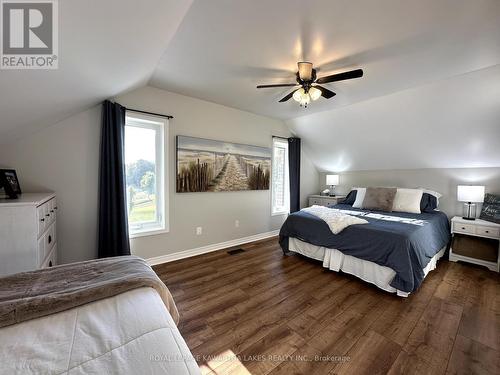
[308,195,346,207]
[449,216,500,272]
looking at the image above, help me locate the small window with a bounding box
[271,137,290,215]
[125,112,168,237]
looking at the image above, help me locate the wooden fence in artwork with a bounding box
[176,159,214,192]
[239,157,270,190]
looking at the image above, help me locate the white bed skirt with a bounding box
[289,238,446,297]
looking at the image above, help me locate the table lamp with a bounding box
[457,185,485,220]
[326,174,339,196]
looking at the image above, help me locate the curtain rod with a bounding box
[125,107,173,119]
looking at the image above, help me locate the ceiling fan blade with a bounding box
[314,85,336,99]
[279,89,298,102]
[256,83,298,89]
[316,68,363,84]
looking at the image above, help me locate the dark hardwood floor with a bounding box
[153,237,500,375]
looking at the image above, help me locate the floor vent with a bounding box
[227,248,245,255]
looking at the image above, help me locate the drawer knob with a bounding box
[485,230,489,233]
[40,218,45,222]
[45,214,50,217]
[50,210,54,213]
[461,227,465,230]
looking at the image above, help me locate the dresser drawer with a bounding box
[37,198,57,236]
[475,225,500,238]
[41,244,57,268]
[45,222,56,254]
[453,222,475,235]
[37,222,56,266]
[37,205,47,236]
[37,237,45,266]
[48,198,57,224]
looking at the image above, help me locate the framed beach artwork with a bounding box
[176,136,271,193]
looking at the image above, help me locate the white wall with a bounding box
[116,86,317,259]
[317,168,500,217]
[0,86,318,263]
[0,106,101,263]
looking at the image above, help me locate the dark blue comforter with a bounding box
[279,204,450,292]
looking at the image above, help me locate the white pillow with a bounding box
[392,188,423,214]
[352,187,366,208]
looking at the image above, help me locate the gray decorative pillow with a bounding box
[361,187,397,212]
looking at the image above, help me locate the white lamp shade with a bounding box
[326,174,339,186]
[457,185,485,203]
[309,86,321,101]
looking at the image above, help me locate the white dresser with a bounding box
[0,193,57,276]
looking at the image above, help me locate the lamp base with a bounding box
[461,217,476,221]
[462,202,477,221]
[328,185,336,197]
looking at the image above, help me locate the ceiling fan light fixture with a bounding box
[297,62,313,81]
[299,93,310,107]
[293,88,305,102]
[309,86,321,101]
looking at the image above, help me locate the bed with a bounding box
[0,256,200,374]
[279,202,451,296]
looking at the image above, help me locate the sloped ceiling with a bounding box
[0,0,193,144]
[1,0,499,173]
[150,0,500,121]
[286,64,500,171]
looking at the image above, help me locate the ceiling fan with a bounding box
[256,62,363,107]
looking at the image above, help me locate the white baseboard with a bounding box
[146,230,280,266]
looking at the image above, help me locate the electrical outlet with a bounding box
[196,227,202,235]
[235,220,240,228]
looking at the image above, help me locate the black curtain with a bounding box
[98,100,130,258]
[288,137,301,213]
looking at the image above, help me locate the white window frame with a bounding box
[271,137,290,216]
[125,112,169,238]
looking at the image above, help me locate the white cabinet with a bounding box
[308,195,346,207]
[450,216,499,272]
[0,193,58,276]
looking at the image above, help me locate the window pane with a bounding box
[125,126,157,225]
[272,138,289,215]
[273,146,286,208]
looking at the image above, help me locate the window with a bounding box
[271,137,290,215]
[125,112,168,237]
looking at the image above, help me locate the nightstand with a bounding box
[308,195,346,207]
[449,216,500,272]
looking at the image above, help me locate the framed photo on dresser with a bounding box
[0,169,21,198]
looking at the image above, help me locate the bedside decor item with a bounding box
[326,174,339,196]
[479,193,500,224]
[176,136,271,192]
[0,169,21,199]
[457,185,485,220]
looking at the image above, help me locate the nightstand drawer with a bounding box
[309,197,324,206]
[476,226,500,238]
[452,222,475,234]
